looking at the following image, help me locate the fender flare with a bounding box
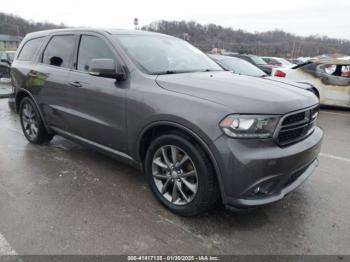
[16,89,51,133]
[136,120,227,203]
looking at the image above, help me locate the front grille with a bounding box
[283,112,305,125]
[277,106,319,146]
[278,128,305,143]
[311,105,320,118]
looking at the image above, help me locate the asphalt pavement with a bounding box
[0,89,349,255]
[0,80,11,98]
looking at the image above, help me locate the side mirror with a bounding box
[88,58,126,80]
[1,58,10,65]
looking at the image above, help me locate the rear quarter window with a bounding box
[17,37,45,61]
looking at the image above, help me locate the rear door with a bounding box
[66,34,127,152]
[32,34,78,131]
[11,36,46,103]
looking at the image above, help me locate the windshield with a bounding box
[276,58,292,65]
[251,56,267,65]
[220,58,266,77]
[250,56,267,65]
[114,35,223,74]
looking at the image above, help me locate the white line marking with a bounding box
[320,153,350,163]
[321,111,350,117]
[0,233,16,255]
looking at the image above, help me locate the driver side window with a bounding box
[77,35,115,72]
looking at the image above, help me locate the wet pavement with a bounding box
[0,93,350,255]
[0,80,11,98]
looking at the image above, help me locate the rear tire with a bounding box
[19,97,53,144]
[145,133,219,216]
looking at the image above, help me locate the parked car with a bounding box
[10,29,322,216]
[209,54,266,76]
[261,56,296,68]
[289,58,306,65]
[209,54,319,97]
[227,53,275,75]
[272,57,350,108]
[0,51,15,79]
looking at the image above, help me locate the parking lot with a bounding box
[0,83,349,255]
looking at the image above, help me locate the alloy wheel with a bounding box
[21,103,39,140]
[152,145,198,205]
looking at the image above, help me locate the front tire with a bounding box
[145,134,218,216]
[19,97,53,144]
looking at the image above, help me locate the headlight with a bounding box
[219,114,280,138]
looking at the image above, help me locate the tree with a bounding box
[142,20,350,57]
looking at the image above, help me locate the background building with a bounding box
[0,34,21,50]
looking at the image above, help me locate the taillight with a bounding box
[274,70,286,77]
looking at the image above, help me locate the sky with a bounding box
[2,0,350,40]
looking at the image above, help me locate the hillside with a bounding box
[0,12,65,37]
[1,12,349,58]
[142,20,350,58]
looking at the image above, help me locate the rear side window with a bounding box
[77,35,115,72]
[17,37,44,61]
[42,35,75,68]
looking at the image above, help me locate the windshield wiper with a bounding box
[154,69,223,75]
[200,69,223,72]
[155,70,177,75]
[153,70,192,75]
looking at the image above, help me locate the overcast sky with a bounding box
[2,0,350,39]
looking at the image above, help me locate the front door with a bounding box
[67,34,127,152]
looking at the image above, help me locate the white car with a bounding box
[271,57,350,108]
[209,54,319,97]
[261,56,296,68]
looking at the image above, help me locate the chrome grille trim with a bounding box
[273,104,319,146]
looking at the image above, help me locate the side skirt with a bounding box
[50,126,142,170]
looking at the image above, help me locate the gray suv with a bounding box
[9,29,323,216]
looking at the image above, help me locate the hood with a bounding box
[156,71,318,114]
[265,76,313,90]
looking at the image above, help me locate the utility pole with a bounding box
[291,41,296,59]
[134,18,139,30]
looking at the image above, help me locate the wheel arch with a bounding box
[16,89,51,133]
[136,121,226,203]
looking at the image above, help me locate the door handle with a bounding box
[69,81,82,88]
[28,72,38,77]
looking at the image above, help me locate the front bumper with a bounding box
[226,158,318,207]
[211,126,323,208]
